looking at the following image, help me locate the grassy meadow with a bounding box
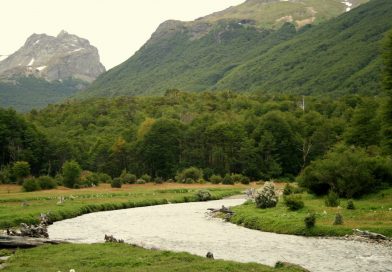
[1,243,306,272]
[230,187,392,237]
[0,183,245,229]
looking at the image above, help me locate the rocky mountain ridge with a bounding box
[0,30,105,83]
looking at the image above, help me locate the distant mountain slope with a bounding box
[0,77,87,112]
[0,31,105,111]
[83,0,364,98]
[0,30,105,83]
[216,0,392,95]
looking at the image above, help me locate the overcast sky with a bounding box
[1,0,245,69]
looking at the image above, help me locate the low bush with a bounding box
[23,178,40,192]
[111,178,122,188]
[196,190,212,201]
[210,175,222,184]
[240,176,250,185]
[284,195,304,211]
[123,173,137,184]
[333,213,344,225]
[298,145,392,198]
[37,176,57,190]
[141,174,152,182]
[136,179,146,184]
[255,182,278,209]
[304,213,316,228]
[222,174,234,185]
[346,200,355,210]
[203,168,214,181]
[154,177,163,184]
[231,174,250,184]
[0,166,12,184]
[325,191,340,207]
[176,167,203,183]
[283,183,294,196]
[97,173,112,183]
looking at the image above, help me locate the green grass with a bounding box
[230,188,392,237]
[2,243,305,272]
[0,184,241,229]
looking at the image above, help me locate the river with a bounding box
[48,198,392,272]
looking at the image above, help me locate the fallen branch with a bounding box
[0,235,67,249]
[207,205,234,214]
[353,229,390,241]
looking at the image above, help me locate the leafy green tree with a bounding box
[253,111,301,177]
[62,160,82,188]
[12,161,30,183]
[138,119,183,178]
[298,144,392,197]
[345,99,381,147]
[206,122,246,175]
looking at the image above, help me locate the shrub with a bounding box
[111,178,122,188]
[304,213,316,228]
[176,167,203,183]
[283,183,294,196]
[222,174,234,185]
[196,190,212,201]
[12,161,30,184]
[325,191,340,207]
[255,182,278,209]
[23,178,40,192]
[298,145,392,197]
[231,174,243,183]
[333,213,344,225]
[197,178,206,184]
[346,200,355,210]
[0,166,12,184]
[80,171,100,187]
[154,177,163,184]
[121,173,137,184]
[141,174,152,182]
[203,168,214,181]
[240,176,250,185]
[136,179,146,184]
[284,195,304,211]
[54,174,63,186]
[97,173,112,183]
[210,174,222,184]
[185,178,194,184]
[62,160,82,188]
[37,176,57,190]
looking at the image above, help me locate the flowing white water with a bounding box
[48,199,392,272]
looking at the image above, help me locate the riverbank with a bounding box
[0,243,306,272]
[229,188,392,238]
[0,183,244,229]
[46,198,392,272]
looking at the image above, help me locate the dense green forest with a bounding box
[84,0,391,98]
[1,89,391,196]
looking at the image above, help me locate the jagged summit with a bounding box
[0,30,105,82]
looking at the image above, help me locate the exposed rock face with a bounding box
[0,30,105,82]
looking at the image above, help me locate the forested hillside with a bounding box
[0,77,87,112]
[82,0,389,98]
[6,91,384,181]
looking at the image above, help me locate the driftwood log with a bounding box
[0,235,67,249]
[207,205,234,214]
[353,229,390,240]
